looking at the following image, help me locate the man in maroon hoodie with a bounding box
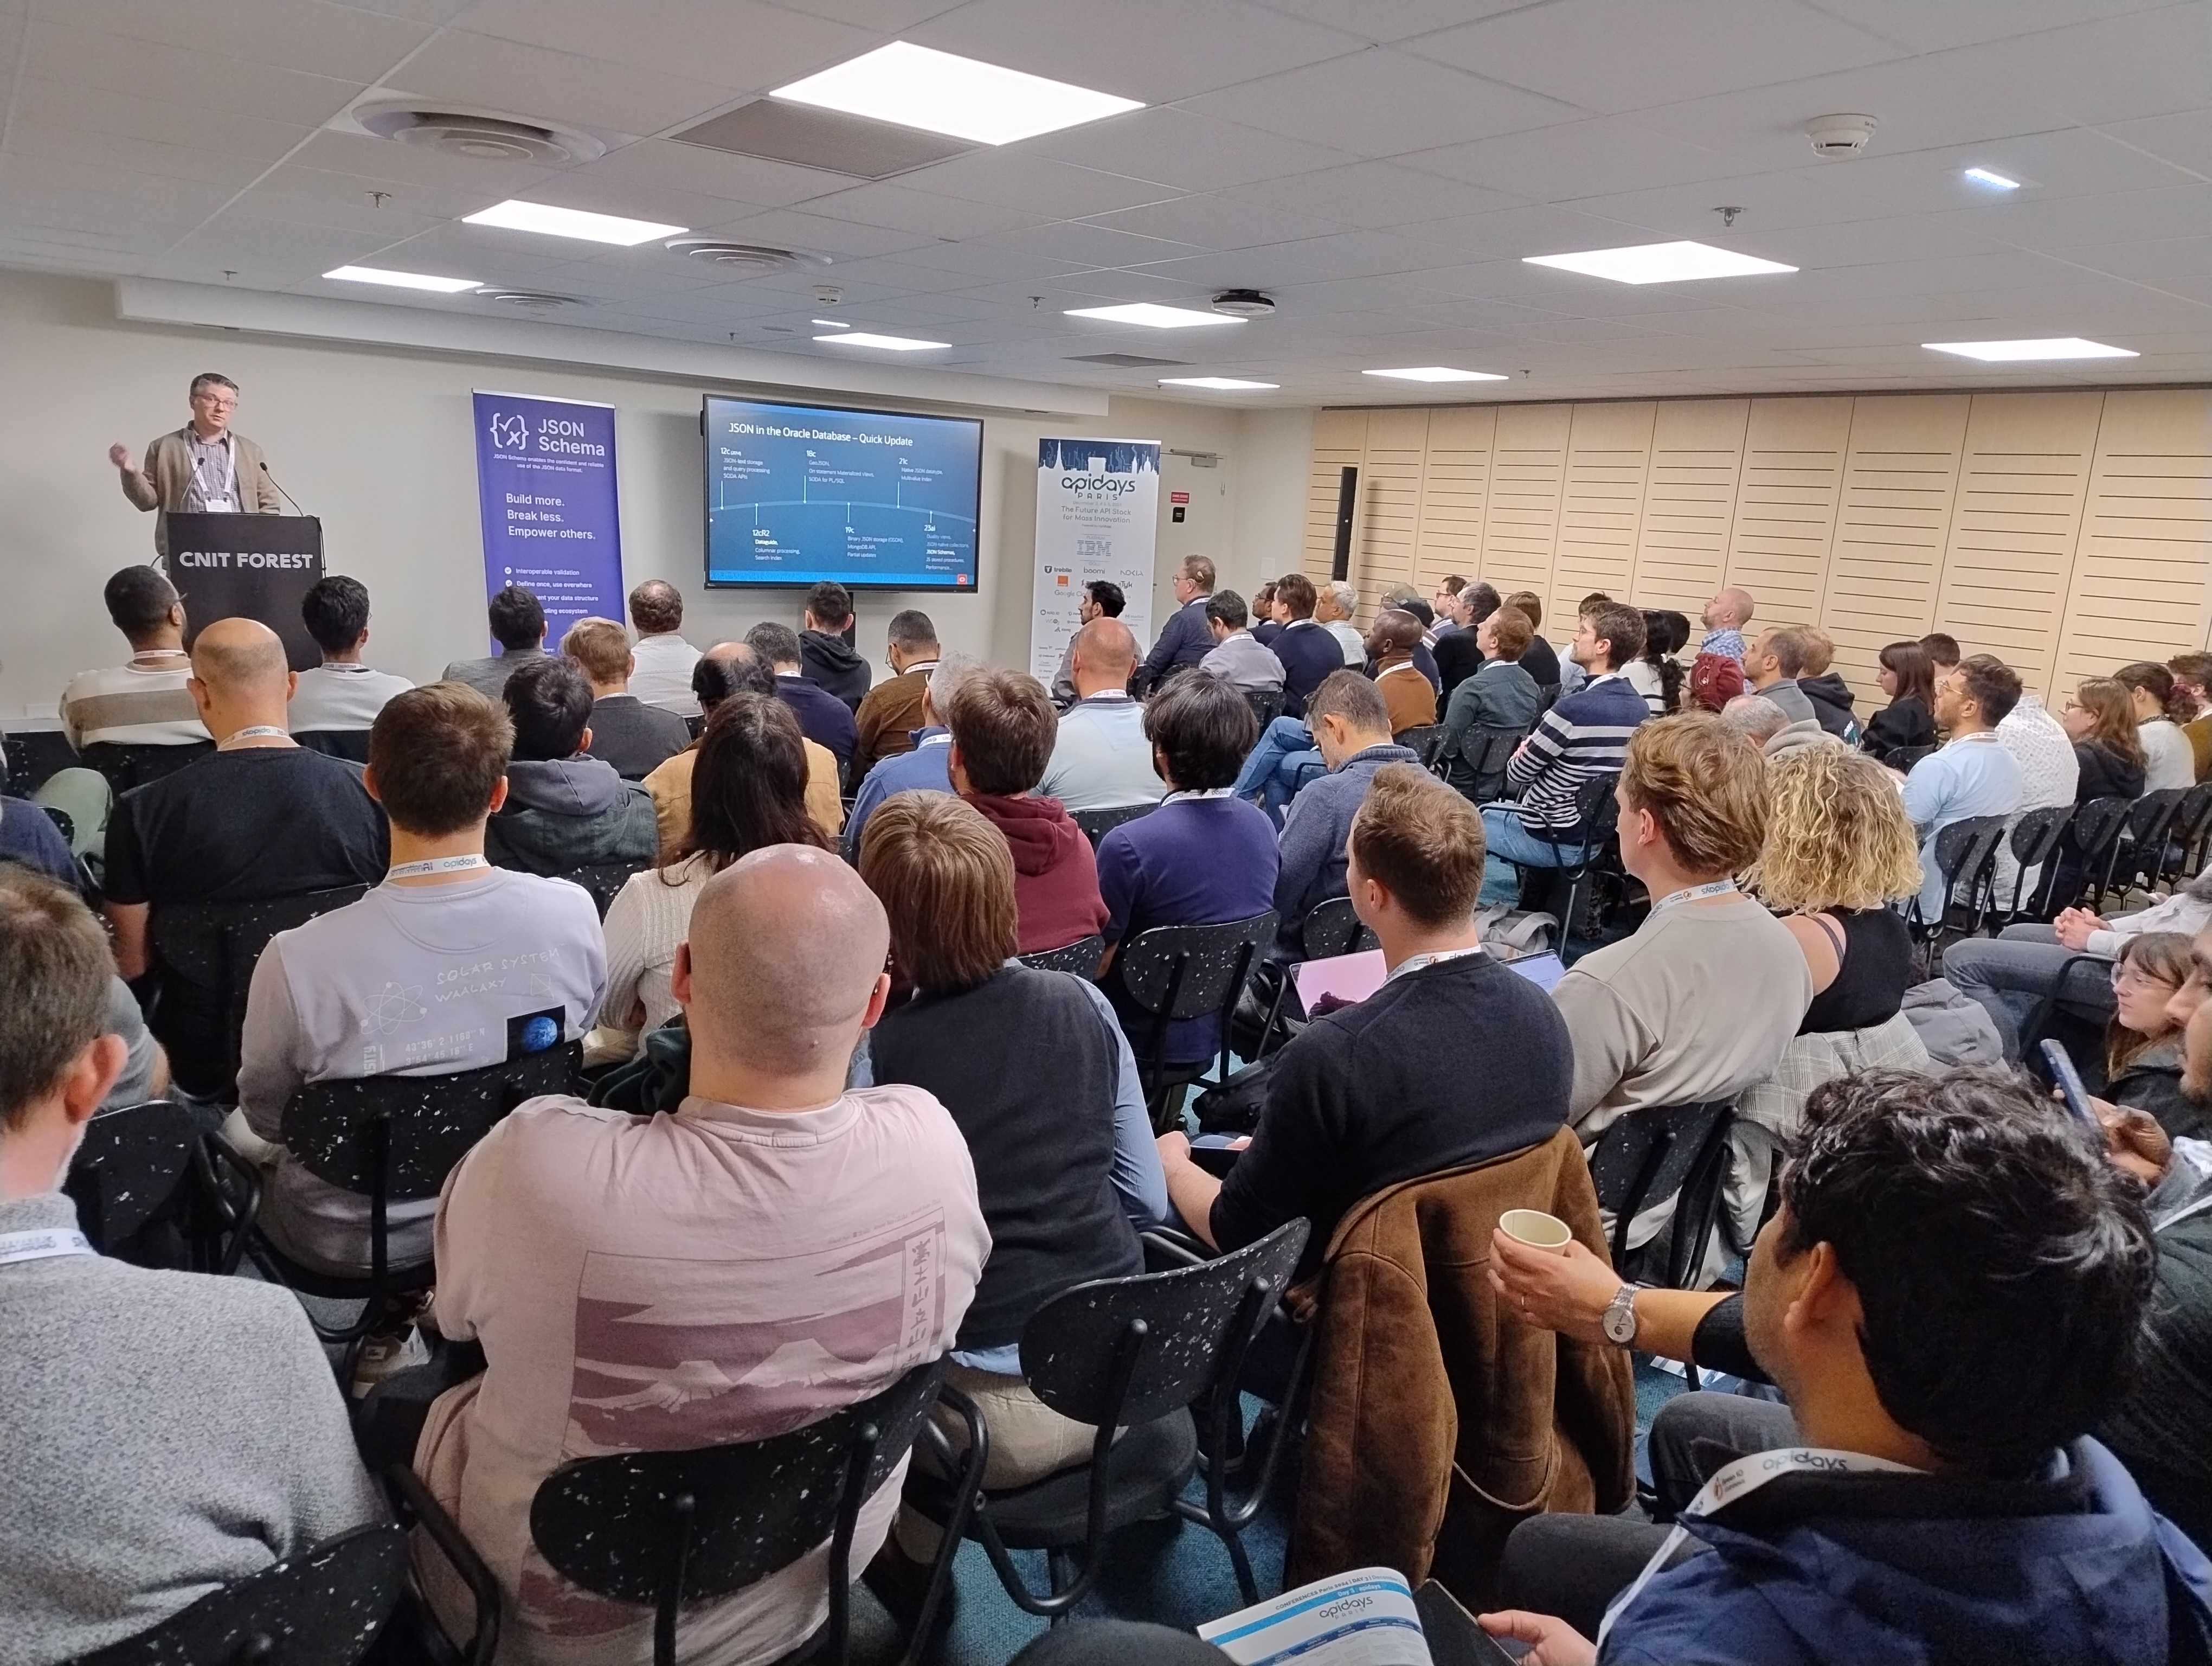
[944,668,1110,955]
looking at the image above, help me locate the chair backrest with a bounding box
[558,859,650,919]
[42,804,75,845]
[1394,723,1444,767]
[1118,912,1278,1021]
[295,729,372,764]
[2068,795,2134,865]
[1928,813,2007,922]
[70,1522,409,1666]
[1243,688,1285,729]
[2129,786,2188,847]
[150,885,372,1080]
[530,1356,948,1613]
[1887,743,1937,772]
[1451,724,1529,803]
[1587,1101,1734,1284]
[1020,1219,1309,1427]
[280,1041,583,1201]
[1018,934,1105,977]
[1071,803,1156,847]
[685,714,706,740]
[77,740,214,794]
[63,1099,200,1254]
[1298,895,1377,961]
[2002,804,2076,917]
[1531,771,1621,856]
[2171,780,2212,858]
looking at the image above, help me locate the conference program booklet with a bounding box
[1198,1568,1517,1666]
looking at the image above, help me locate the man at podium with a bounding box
[108,372,281,559]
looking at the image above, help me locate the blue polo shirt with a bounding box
[843,727,953,858]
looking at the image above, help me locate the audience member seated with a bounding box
[1367,608,1437,736]
[799,579,872,711]
[1899,655,2025,921]
[483,657,658,877]
[1038,619,1167,812]
[1626,610,1688,718]
[948,669,1108,955]
[1095,675,1278,1068]
[2117,661,2197,792]
[104,619,387,1100]
[2101,932,2198,1137]
[441,582,549,700]
[1746,745,1921,1036]
[750,620,858,776]
[1720,691,1832,758]
[1554,717,1810,1206]
[1742,624,1822,727]
[592,692,830,1065]
[1992,682,2080,908]
[856,793,1165,1591]
[1050,580,1127,706]
[1433,581,1499,701]
[286,574,410,737]
[1439,605,1543,790]
[1862,638,1939,762]
[560,615,691,781]
[1268,672,1420,962]
[1197,589,1285,692]
[852,609,940,776]
[59,565,207,751]
[1479,1068,2208,1666]
[1376,584,1444,696]
[1249,580,1281,646]
[1795,627,1861,743]
[846,655,975,859]
[1697,585,1753,665]
[646,644,843,856]
[1431,573,1467,633]
[1919,630,1962,672]
[623,578,700,714]
[1134,555,1218,694]
[1942,869,2212,1060]
[1478,600,1649,908]
[1505,589,1562,694]
[1314,579,1367,667]
[233,683,605,1283]
[1547,591,1609,699]
[2062,675,2149,804]
[1156,764,1572,1266]
[411,847,985,1664]
[1268,573,1350,719]
[0,869,383,1662]
[2168,651,2212,779]
[2,792,83,893]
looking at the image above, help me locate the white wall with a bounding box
[0,270,1317,720]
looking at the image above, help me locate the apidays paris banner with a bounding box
[473,391,625,651]
[1030,437,1161,682]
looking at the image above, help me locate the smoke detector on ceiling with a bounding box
[351,100,605,165]
[664,240,833,277]
[1805,113,1878,158]
[1211,289,1276,319]
[475,290,584,310]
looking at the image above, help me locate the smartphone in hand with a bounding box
[2042,1039,2100,1129]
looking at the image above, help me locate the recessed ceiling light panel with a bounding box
[1066,303,1244,329]
[1963,167,2022,190]
[1364,366,1508,383]
[811,318,850,329]
[463,199,685,246]
[1160,376,1277,390]
[772,42,1141,146]
[815,331,950,351]
[1524,240,1797,284]
[324,265,479,293]
[1922,337,2137,361]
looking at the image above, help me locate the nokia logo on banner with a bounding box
[1062,475,1135,495]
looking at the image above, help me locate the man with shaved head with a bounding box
[414,844,987,1664]
[1038,616,1167,812]
[102,616,386,1102]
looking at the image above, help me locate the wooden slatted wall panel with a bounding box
[1478,403,1571,613]
[1932,392,2104,702]
[1354,407,1429,618]
[1414,405,1495,598]
[1723,396,1853,630]
[1300,409,1367,587]
[2055,389,2212,691]
[1548,401,1655,631]
[1634,399,1748,650]
[1820,395,1970,708]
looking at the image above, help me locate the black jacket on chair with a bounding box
[1864,696,1936,762]
[2074,742,2145,804]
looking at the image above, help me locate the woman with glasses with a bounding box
[2102,932,2203,1138]
[2060,677,2147,804]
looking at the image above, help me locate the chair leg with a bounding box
[1046,1548,1077,1607]
[1220,1523,1260,1609]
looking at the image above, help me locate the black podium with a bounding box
[166,512,325,673]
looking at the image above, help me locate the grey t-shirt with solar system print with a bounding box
[236,869,606,1276]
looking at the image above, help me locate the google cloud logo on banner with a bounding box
[488,411,528,452]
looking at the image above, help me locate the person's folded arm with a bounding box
[1506,710,1569,792]
[1076,981,1170,1228]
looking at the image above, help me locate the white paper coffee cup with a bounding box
[1499,1208,1573,1254]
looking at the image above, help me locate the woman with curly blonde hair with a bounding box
[1744,744,1926,1036]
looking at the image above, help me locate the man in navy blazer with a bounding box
[1269,572,1350,719]
[1133,555,1218,695]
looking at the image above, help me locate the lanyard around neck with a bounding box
[216,725,290,751]
[1650,877,1737,913]
[0,1226,95,1268]
[387,854,490,881]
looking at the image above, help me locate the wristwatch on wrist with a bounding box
[1602,1283,1641,1347]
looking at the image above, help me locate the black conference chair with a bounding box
[1588,1101,1736,1302]
[295,729,373,764]
[1442,723,1528,804]
[1394,723,1445,770]
[902,1218,1310,1615]
[1990,804,2077,929]
[530,1357,971,1666]
[2160,780,2212,891]
[4,728,79,796]
[555,858,650,918]
[1019,933,1106,977]
[62,1098,201,1267]
[2057,795,2136,914]
[1523,772,1624,954]
[1243,688,1285,730]
[76,740,214,796]
[247,1043,584,1370]
[66,1522,409,1666]
[1298,894,1378,961]
[1071,803,1157,848]
[149,885,371,1093]
[2103,787,2189,903]
[1909,814,2008,950]
[43,805,74,844]
[1116,911,1278,1128]
[1885,743,1937,772]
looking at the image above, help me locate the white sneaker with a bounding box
[351,1325,430,1398]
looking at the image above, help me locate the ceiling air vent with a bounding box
[664,240,832,277]
[1067,353,1190,368]
[673,100,974,181]
[353,101,606,165]
[476,290,584,310]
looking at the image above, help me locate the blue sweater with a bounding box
[843,729,952,858]
[1272,744,1418,957]
[1135,598,1214,694]
[1274,619,1350,718]
[1503,671,1648,830]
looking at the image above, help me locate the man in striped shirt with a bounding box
[1478,600,1649,907]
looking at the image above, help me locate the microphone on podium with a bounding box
[260,460,310,517]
